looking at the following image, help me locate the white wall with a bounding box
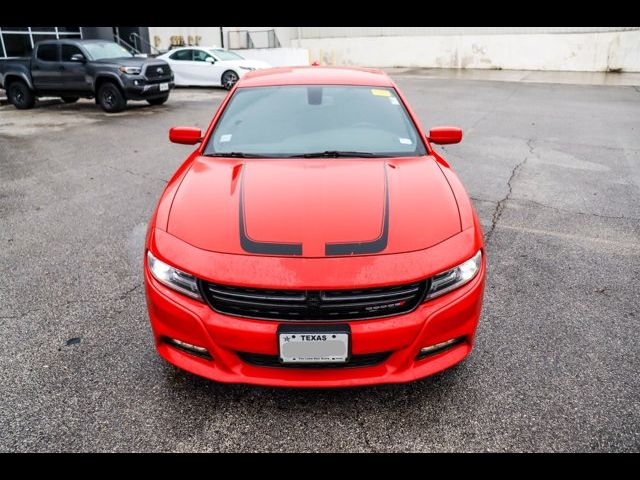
[298,30,640,72]
[234,48,309,67]
[148,27,223,51]
[148,27,292,52]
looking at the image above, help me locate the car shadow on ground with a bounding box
[160,356,470,408]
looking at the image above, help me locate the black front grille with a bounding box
[237,351,391,369]
[144,63,171,80]
[200,280,428,321]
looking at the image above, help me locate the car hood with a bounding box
[92,57,168,69]
[167,157,461,257]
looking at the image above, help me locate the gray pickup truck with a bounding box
[0,39,174,113]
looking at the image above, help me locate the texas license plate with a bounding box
[278,325,350,364]
[159,83,169,92]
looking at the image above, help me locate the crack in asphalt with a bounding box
[470,196,637,221]
[354,405,378,452]
[0,282,143,321]
[484,138,535,243]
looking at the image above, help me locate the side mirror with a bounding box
[428,126,463,145]
[169,126,202,145]
[205,57,216,64]
[71,53,86,63]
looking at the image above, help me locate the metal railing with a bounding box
[129,32,162,56]
[114,34,143,55]
[227,29,281,50]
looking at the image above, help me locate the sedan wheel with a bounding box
[222,71,239,90]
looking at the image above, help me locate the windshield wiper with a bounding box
[204,152,264,158]
[288,151,384,158]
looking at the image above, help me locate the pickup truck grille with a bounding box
[200,281,428,321]
[144,64,171,80]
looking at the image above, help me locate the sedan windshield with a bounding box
[203,85,427,158]
[83,42,133,60]
[210,49,244,61]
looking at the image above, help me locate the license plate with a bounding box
[159,83,169,92]
[278,325,350,364]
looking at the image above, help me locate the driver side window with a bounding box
[193,50,214,62]
[169,49,193,61]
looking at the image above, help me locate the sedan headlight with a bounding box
[147,251,202,301]
[120,66,142,75]
[425,250,482,300]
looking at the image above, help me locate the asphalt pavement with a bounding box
[0,74,638,452]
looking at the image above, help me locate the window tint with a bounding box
[83,42,131,60]
[169,49,193,61]
[204,85,427,158]
[193,50,213,62]
[61,44,82,62]
[37,43,58,62]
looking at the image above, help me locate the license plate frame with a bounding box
[159,82,169,92]
[278,324,351,364]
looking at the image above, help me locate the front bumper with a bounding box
[123,78,175,100]
[144,257,485,388]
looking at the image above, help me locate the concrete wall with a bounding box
[148,27,223,51]
[298,30,640,72]
[234,48,309,67]
[148,27,292,52]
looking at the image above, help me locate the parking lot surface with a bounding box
[1,76,638,452]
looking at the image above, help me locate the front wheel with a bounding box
[61,96,79,104]
[98,82,127,113]
[146,94,169,106]
[8,81,36,110]
[221,70,239,90]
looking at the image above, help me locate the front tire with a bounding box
[98,82,126,113]
[61,96,79,104]
[146,94,169,106]
[221,70,239,90]
[8,81,36,110]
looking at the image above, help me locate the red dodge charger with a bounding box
[144,66,485,387]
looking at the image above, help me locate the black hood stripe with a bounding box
[239,166,303,256]
[325,163,389,256]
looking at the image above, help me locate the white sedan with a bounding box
[157,47,271,89]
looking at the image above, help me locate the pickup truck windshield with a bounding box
[203,85,427,158]
[83,42,133,60]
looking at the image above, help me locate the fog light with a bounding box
[163,337,212,359]
[416,338,463,360]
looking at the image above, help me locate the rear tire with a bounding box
[97,82,126,113]
[61,96,79,104]
[146,94,169,106]
[221,70,239,90]
[8,81,36,110]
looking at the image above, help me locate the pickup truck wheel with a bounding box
[147,94,169,106]
[8,81,36,110]
[61,96,79,104]
[98,82,126,113]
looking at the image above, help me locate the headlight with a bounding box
[119,66,141,75]
[239,66,255,71]
[147,251,202,301]
[425,250,482,300]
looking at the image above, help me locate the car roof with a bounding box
[238,66,394,87]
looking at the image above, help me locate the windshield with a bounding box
[210,49,244,61]
[203,85,427,158]
[83,42,133,60]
